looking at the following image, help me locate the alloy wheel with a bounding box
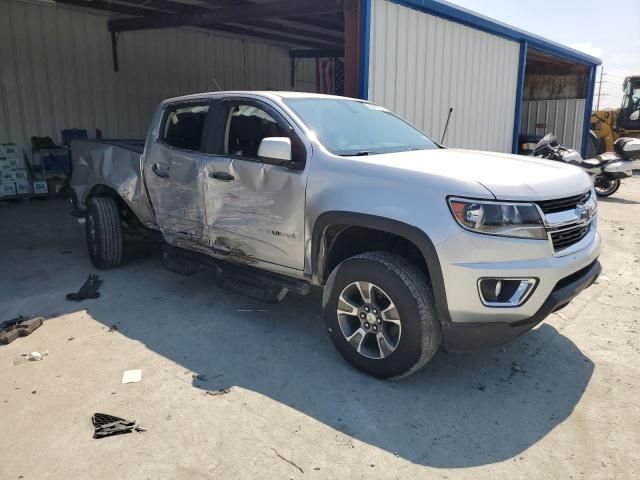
[336,281,401,359]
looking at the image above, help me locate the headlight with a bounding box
[448,197,547,240]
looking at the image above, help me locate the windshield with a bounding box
[283,98,438,156]
[619,77,640,130]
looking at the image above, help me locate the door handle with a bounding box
[151,163,169,179]
[209,171,235,182]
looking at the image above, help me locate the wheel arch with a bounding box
[86,184,142,226]
[311,212,451,324]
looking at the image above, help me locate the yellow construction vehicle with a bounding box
[590,75,640,155]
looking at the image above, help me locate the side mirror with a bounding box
[258,137,292,163]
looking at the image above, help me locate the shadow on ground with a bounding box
[598,195,640,205]
[1,199,594,468]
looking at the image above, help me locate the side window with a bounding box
[162,103,210,151]
[224,104,290,159]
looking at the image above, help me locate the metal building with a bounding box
[0,0,601,158]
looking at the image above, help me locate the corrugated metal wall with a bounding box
[0,0,300,156]
[521,99,585,151]
[368,0,520,152]
[293,58,317,92]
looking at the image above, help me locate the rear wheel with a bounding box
[86,196,123,269]
[594,177,621,197]
[322,251,441,379]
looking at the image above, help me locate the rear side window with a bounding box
[162,103,209,151]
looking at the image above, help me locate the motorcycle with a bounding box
[531,134,640,197]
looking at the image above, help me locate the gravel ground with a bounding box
[1,178,639,480]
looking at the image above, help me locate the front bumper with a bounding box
[442,259,601,352]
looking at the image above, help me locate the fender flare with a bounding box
[311,211,451,324]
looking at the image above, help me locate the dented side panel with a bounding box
[202,156,306,270]
[70,140,157,229]
[143,142,206,247]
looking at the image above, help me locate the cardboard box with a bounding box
[0,144,18,156]
[8,157,22,169]
[15,179,31,195]
[33,180,48,195]
[0,181,16,196]
[13,169,27,181]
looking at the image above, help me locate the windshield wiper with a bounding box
[340,151,376,156]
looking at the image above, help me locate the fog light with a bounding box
[478,278,537,307]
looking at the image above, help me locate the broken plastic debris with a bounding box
[66,274,103,302]
[0,316,44,345]
[27,352,43,361]
[92,413,146,439]
[205,387,231,396]
[13,350,49,365]
[24,351,49,361]
[122,370,142,384]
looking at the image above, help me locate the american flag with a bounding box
[317,58,344,96]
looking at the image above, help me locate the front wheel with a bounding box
[322,251,441,379]
[594,176,621,197]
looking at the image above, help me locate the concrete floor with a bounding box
[1,181,639,480]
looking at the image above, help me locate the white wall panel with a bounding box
[368,0,520,152]
[0,0,296,156]
[521,99,585,151]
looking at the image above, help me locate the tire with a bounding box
[322,251,442,379]
[594,178,621,197]
[85,196,123,269]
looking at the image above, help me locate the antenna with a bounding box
[211,77,222,92]
[441,107,454,144]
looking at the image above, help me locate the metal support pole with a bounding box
[511,40,528,154]
[111,31,119,73]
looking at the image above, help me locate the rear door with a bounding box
[199,98,309,270]
[143,100,210,249]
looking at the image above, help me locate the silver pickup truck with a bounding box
[70,91,601,379]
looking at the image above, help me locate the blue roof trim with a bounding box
[359,0,372,99]
[389,0,602,66]
[581,66,597,158]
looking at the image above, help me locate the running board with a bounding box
[161,245,310,303]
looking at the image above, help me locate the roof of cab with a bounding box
[161,91,357,105]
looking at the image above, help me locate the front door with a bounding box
[143,100,210,249]
[200,99,308,270]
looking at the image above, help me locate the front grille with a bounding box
[537,191,591,214]
[550,222,592,251]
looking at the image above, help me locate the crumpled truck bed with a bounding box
[69,139,157,229]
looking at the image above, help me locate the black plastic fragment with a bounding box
[92,413,144,439]
[66,274,103,302]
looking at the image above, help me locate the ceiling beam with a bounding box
[243,19,343,44]
[190,0,249,7]
[204,23,342,50]
[111,0,202,14]
[290,48,344,59]
[108,0,344,32]
[56,0,157,17]
[288,15,344,32]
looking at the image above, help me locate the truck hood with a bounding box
[354,148,592,200]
